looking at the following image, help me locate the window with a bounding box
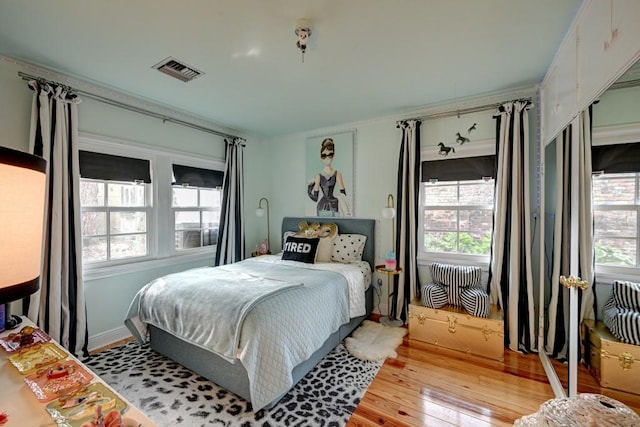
[79,150,152,264]
[171,164,224,251]
[172,186,221,250]
[421,179,494,256]
[592,172,639,268]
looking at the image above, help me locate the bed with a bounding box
[124,216,375,410]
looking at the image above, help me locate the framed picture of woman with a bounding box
[305,131,354,217]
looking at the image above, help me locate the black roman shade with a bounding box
[421,155,496,182]
[172,164,224,188]
[592,142,640,174]
[79,150,151,183]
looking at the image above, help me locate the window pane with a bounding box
[458,231,492,255]
[202,210,220,229]
[80,181,105,207]
[203,228,217,246]
[200,189,219,208]
[173,187,198,207]
[82,211,106,236]
[459,209,493,232]
[175,230,201,249]
[175,211,201,230]
[110,211,146,234]
[594,210,637,237]
[82,236,107,262]
[424,231,458,253]
[459,182,494,205]
[110,234,147,259]
[423,184,457,206]
[425,210,457,230]
[592,177,636,205]
[107,183,145,207]
[594,237,637,267]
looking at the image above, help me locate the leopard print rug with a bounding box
[83,341,381,427]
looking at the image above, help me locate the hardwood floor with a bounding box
[348,335,640,426]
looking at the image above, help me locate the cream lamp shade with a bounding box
[0,146,47,304]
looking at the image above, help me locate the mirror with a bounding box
[540,59,640,410]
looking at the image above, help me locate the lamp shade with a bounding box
[382,207,396,219]
[256,207,265,217]
[0,146,47,304]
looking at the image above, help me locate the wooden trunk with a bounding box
[584,319,640,395]
[408,299,504,361]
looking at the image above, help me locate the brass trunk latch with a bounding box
[447,314,457,333]
[408,310,426,325]
[619,352,635,371]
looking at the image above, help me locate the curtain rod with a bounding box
[400,97,533,122]
[18,71,241,141]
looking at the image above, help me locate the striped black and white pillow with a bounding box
[603,297,640,345]
[429,263,482,288]
[421,283,448,309]
[460,287,490,318]
[612,280,640,311]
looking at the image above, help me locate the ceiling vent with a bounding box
[152,57,204,82]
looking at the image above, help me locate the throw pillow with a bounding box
[282,236,319,264]
[332,234,367,263]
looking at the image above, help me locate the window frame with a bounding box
[419,179,494,265]
[171,184,222,254]
[79,133,224,280]
[592,171,640,280]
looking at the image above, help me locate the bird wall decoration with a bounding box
[438,142,455,156]
[455,132,470,145]
[468,123,477,133]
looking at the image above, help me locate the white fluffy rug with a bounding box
[344,320,407,361]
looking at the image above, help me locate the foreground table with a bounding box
[0,316,156,427]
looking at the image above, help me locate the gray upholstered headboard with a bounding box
[281,216,376,270]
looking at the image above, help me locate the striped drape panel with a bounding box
[25,81,88,357]
[488,100,536,353]
[545,107,597,360]
[391,120,421,323]
[215,138,246,266]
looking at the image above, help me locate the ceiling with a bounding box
[0,1,583,138]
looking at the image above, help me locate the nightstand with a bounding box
[375,265,403,327]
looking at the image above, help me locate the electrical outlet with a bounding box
[374,278,383,289]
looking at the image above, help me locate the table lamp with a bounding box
[0,146,47,330]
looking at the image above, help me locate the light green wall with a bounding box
[0,59,229,337]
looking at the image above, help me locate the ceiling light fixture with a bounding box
[295,18,312,63]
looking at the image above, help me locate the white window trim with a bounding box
[79,132,224,281]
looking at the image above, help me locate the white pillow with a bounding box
[316,235,336,263]
[332,234,367,263]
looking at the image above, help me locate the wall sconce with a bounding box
[0,146,47,330]
[255,197,270,255]
[295,18,312,62]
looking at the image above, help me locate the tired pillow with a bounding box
[282,236,319,264]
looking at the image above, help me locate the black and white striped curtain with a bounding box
[390,120,421,323]
[546,108,596,359]
[25,81,88,357]
[215,137,246,266]
[488,100,536,352]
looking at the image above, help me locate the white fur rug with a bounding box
[345,320,407,361]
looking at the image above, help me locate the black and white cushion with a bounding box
[603,296,640,345]
[282,236,319,263]
[429,263,482,288]
[421,282,448,309]
[612,280,640,312]
[460,287,490,318]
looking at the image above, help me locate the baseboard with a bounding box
[88,325,133,353]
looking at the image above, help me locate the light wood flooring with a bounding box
[348,334,640,426]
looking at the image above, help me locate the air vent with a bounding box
[152,57,204,82]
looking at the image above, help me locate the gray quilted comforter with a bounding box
[125,257,366,410]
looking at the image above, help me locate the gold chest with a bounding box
[584,319,640,395]
[408,299,504,361]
